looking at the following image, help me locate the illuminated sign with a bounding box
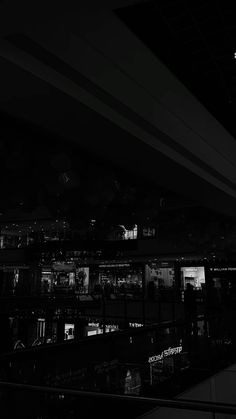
[99,263,130,268]
[148,346,182,364]
[129,323,143,328]
[88,322,99,328]
[88,322,119,329]
[104,324,119,329]
[210,267,236,271]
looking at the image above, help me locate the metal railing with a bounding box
[1,380,236,418]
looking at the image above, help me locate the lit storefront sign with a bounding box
[210,267,236,271]
[88,322,119,329]
[99,263,130,268]
[88,322,100,328]
[149,345,183,386]
[87,322,119,336]
[129,322,143,328]
[148,345,182,364]
[104,324,119,329]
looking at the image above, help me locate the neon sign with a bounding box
[129,322,143,328]
[148,346,182,364]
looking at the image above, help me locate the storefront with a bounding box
[144,261,176,300]
[41,268,53,293]
[148,342,189,385]
[52,262,76,294]
[75,267,89,294]
[64,323,75,340]
[208,266,236,288]
[85,321,119,336]
[180,266,205,290]
[145,262,175,288]
[41,263,90,294]
[96,262,143,297]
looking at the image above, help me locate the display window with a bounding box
[54,272,70,287]
[118,224,138,240]
[75,267,89,294]
[181,266,205,290]
[145,263,175,288]
[42,262,90,294]
[97,263,143,296]
[86,322,119,336]
[86,322,103,336]
[64,323,75,340]
[45,322,57,344]
[52,264,76,293]
[37,318,45,340]
[41,269,53,293]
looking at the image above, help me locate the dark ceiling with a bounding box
[2,1,236,237]
[117,0,236,139]
[1,106,235,248]
[1,51,236,224]
[0,109,188,231]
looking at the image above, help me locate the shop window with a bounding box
[75,267,89,293]
[145,264,174,288]
[181,266,205,290]
[37,318,45,339]
[64,323,75,340]
[119,225,138,240]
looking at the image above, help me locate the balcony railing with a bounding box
[1,380,236,418]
